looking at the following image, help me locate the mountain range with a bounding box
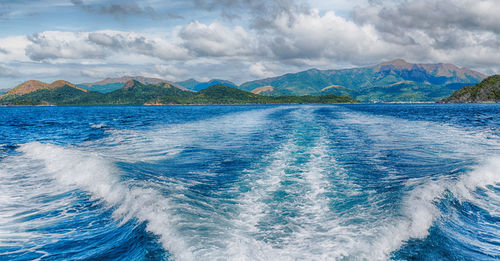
[0,80,356,106]
[0,59,489,104]
[239,59,486,102]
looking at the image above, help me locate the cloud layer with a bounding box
[0,0,499,88]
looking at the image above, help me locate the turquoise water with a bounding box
[0,104,499,260]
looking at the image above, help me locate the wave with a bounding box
[1,107,289,260]
[328,107,500,259]
[12,142,192,260]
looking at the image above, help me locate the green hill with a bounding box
[0,80,357,105]
[439,75,500,103]
[0,85,93,106]
[239,59,485,102]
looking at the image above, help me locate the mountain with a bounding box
[176,79,238,91]
[0,80,87,99]
[239,59,486,102]
[0,80,91,105]
[439,75,500,103]
[0,80,357,105]
[79,76,190,93]
[93,80,195,105]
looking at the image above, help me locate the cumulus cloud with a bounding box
[26,31,107,61]
[153,64,190,80]
[247,8,410,67]
[2,0,500,87]
[249,62,276,78]
[351,0,500,50]
[88,31,189,60]
[350,0,500,69]
[25,31,189,62]
[179,21,256,57]
[0,36,33,63]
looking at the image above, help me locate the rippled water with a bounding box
[0,104,499,260]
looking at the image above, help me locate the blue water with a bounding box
[0,104,499,260]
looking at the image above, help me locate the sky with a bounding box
[0,0,499,88]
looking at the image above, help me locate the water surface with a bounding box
[0,104,499,260]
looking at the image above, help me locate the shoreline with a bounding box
[0,101,499,107]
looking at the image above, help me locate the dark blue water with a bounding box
[0,104,499,260]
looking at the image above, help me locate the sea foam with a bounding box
[18,142,194,260]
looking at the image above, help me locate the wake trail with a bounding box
[201,107,356,260]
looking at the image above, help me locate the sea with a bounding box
[0,104,499,260]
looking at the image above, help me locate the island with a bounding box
[439,75,500,103]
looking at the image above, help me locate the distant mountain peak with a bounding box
[373,59,413,71]
[372,59,486,79]
[386,58,410,64]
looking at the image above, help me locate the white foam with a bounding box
[200,110,368,260]
[1,107,286,260]
[89,123,107,129]
[371,156,500,259]
[17,142,194,260]
[324,108,500,259]
[453,156,500,215]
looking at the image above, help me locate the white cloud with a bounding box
[179,21,256,57]
[24,30,190,62]
[350,0,500,71]
[1,0,500,88]
[257,8,405,66]
[153,64,190,81]
[249,62,275,78]
[0,36,31,62]
[26,31,107,61]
